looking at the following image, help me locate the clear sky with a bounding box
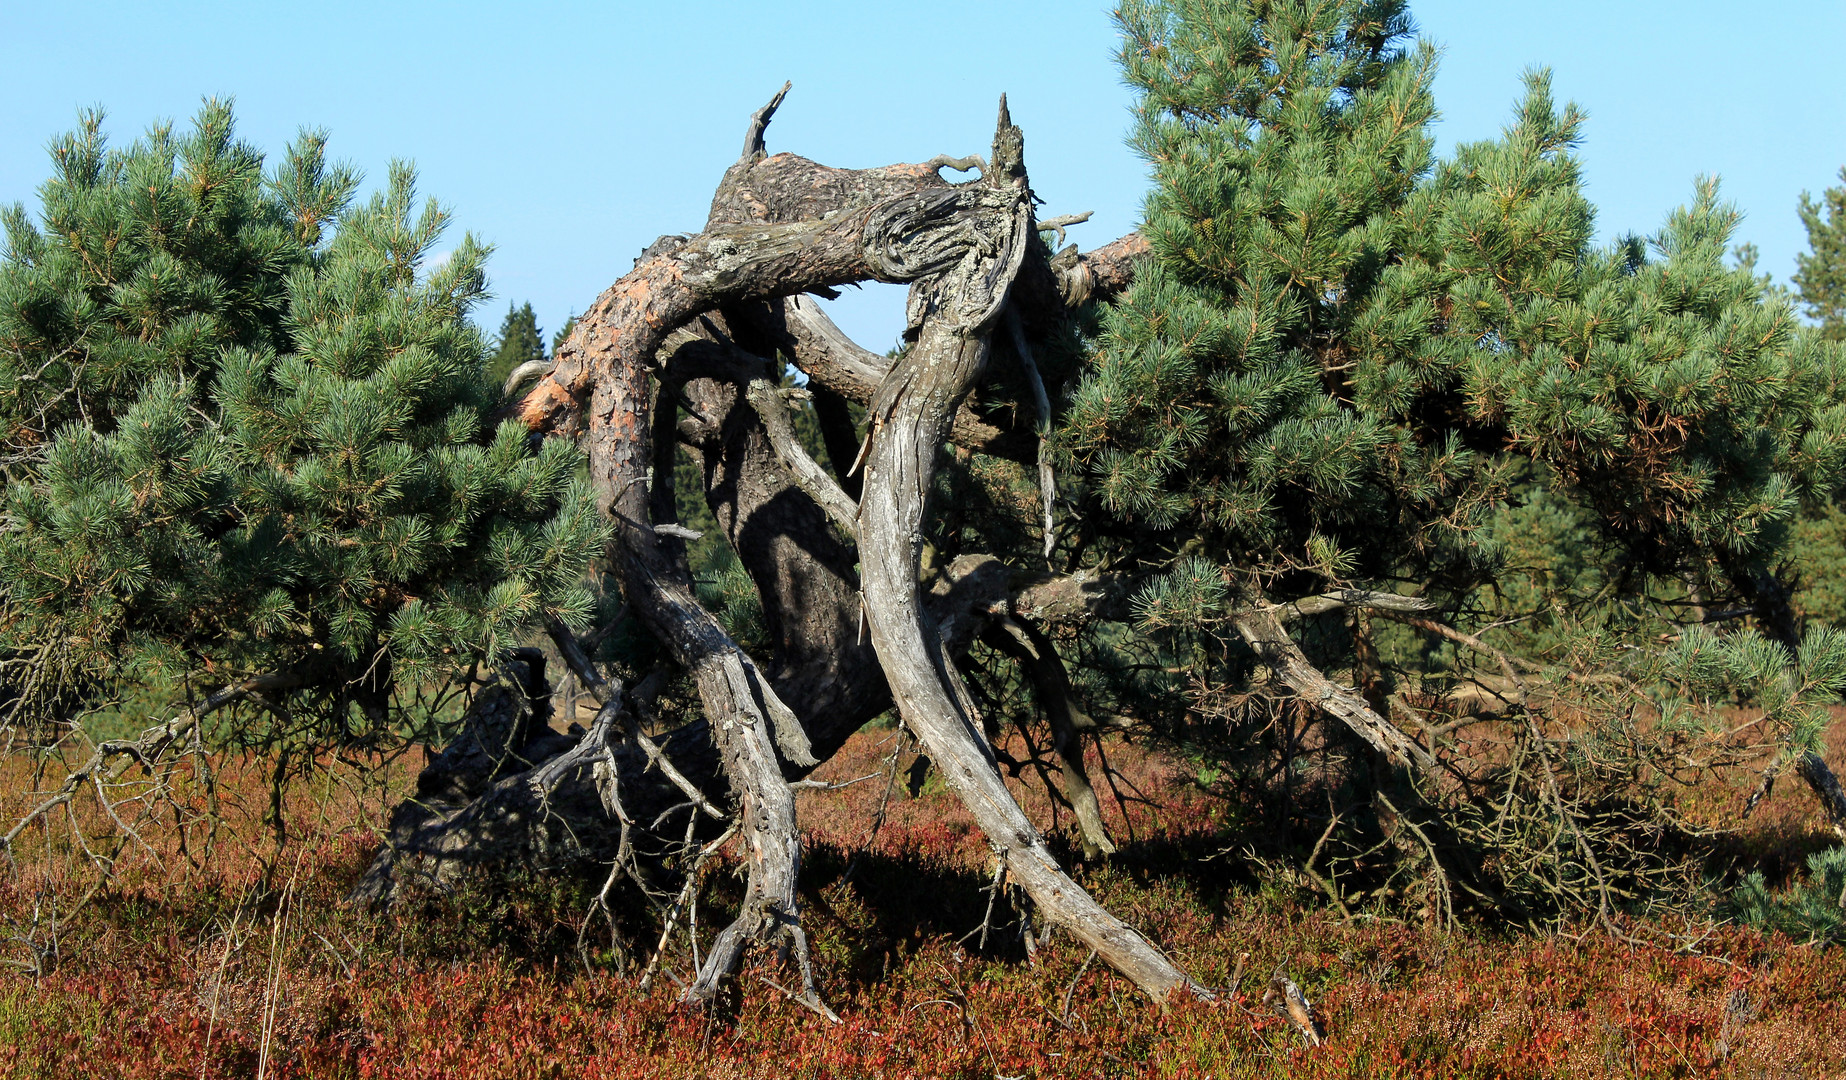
[3,1,1841,352]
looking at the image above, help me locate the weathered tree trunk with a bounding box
[851,101,1203,1002]
[357,87,1201,1003]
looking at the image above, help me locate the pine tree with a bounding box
[1065,0,1466,606]
[1073,0,1845,656]
[486,300,545,390]
[0,103,605,738]
[1058,0,1846,910]
[550,313,576,356]
[1796,168,1846,341]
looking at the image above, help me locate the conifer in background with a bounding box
[550,314,576,357]
[1797,168,1846,341]
[486,300,545,390]
[0,102,605,737]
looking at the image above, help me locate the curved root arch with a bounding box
[511,91,1206,1003]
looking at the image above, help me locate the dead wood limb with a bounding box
[549,93,1048,1002]
[1014,574,1426,629]
[672,344,887,761]
[738,82,791,162]
[1270,589,1435,622]
[1742,755,1783,819]
[638,823,737,993]
[517,168,999,441]
[1059,949,1097,1030]
[925,153,986,175]
[1005,308,1058,563]
[727,295,1035,462]
[1007,227,1149,324]
[1035,211,1092,249]
[502,358,552,399]
[541,618,724,820]
[742,378,859,535]
[983,616,1115,859]
[1264,973,1325,1046]
[1303,811,1352,921]
[1051,230,1147,308]
[1797,752,1846,840]
[855,99,1205,1004]
[1231,609,1433,772]
[1375,610,1531,707]
[475,87,1177,1005]
[766,295,890,398]
[1014,565,1140,624]
[2,671,302,859]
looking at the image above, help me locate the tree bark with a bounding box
[852,100,1203,1002]
[1232,608,1433,772]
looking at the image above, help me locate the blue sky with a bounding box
[3,1,1841,351]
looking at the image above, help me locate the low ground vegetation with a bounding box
[3,723,1844,1078]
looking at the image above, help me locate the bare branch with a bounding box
[3,671,301,858]
[1375,610,1531,707]
[984,615,1116,858]
[1270,589,1435,621]
[1798,752,1846,840]
[743,378,860,535]
[739,81,792,162]
[1231,609,1433,771]
[1036,210,1092,248]
[501,359,551,399]
[854,102,1208,1003]
[543,617,725,821]
[738,295,1037,462]
[1005,308,1058,564]
[925,153,985,176]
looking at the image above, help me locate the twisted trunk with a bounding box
[358,87,1198,1003]
[852,101,1203,1002]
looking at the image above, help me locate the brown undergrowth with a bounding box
[1,726,1844,1078]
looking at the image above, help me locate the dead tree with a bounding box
[354,90,1206,1003]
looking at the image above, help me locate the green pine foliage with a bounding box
[1062,0,1496,615]
[1796,168,1846,341]
[1384,158,1845,569]
[1063,0,1846,632]
[1654,623,1846,753]
[0,105,311,456]
[1731,845,1846,944]
[0,103,605,732]
[486,301,545,391]
[1042,2,1846,914]
[1791,504,1846,628]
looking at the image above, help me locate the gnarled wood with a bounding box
[367,86,1189,1006]
[727,296,1037,462]
[853,99,1204,1003]
[1798,752,1846,840]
